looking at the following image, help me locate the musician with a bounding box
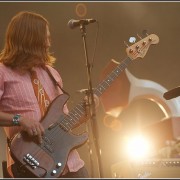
[0,11,90,178]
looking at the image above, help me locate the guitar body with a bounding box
[10,94,88,178]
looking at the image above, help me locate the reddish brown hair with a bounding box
[0,11,56,72]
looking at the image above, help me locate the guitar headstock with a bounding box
[126,34,159,60]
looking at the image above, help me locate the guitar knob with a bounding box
[149,37,152,41]
[51,170,57,176]
[56,162,62,168]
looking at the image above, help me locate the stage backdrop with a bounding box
[0,2,180,178]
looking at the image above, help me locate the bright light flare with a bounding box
[124,135,153,160]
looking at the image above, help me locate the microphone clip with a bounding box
[68,18,97,29]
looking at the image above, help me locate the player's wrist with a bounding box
[12,114,21,126]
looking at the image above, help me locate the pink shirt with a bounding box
[0,63,84,175]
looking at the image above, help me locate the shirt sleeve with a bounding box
[0,69,5,100]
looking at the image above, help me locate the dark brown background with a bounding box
[0,2,180,178]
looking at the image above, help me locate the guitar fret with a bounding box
[76,103,84,115]
[68,113,78,125]
[114,68,121,75]
[62,102,87,129]
[98,82,109,91]
[94,87,102,95]
[59,119,69,131]
[69,111,79,121]
[59,115,73,131]
[106,75,113,83]
[97,85,105,93]
[70,110,81,120]
[123,58,131,67]
[94,78,112,96]
[109,71,118,80]
[76,103,85,114]
[101,80,110,88]
[62,117,72,128]
[119,65,126,72]
[73,106,84,117]
[106,78,113,84]
[93,89,100,96]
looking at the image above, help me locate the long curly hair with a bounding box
[0,11,56,72]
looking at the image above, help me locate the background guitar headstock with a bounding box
[126,34,160,60]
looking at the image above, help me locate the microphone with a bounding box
[67,19,96,29]
[163,86,180,100]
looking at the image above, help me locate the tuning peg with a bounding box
[137,33,142,39]
[142,29,153,42]
[142,29,149,36]
[137,33,147,45]
[124,41,129,47]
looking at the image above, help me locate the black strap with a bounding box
[45,66,69,96]
[7,137,11,148]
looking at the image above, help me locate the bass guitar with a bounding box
[10,34,159,178]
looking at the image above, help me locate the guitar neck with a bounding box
[58,57,132,131]
[94,57,132,97]
[59,57,132,131]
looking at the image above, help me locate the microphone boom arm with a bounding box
[164,86,180,100]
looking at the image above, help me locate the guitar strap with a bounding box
[45,65,69,96]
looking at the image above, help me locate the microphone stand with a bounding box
[79,24,103,178]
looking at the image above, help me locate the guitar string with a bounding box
[27,101,87,169]
[26,100,90,172]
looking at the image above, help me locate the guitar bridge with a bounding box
[23,153,39,169]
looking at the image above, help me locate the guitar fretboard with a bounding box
[59,57,132,131]
[94,57,132,96]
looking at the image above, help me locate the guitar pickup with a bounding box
[23,153,39,169]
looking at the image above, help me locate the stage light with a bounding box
[123,135,154,161]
